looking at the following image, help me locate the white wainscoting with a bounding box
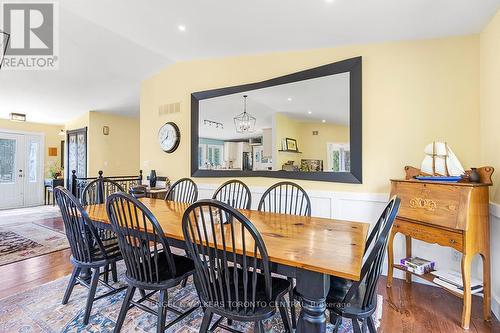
[196,183,500,320]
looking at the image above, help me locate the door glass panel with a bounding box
[68,134,77,173]
[0,138,16,183]
[76,133,86,178]
[28,141,38,182]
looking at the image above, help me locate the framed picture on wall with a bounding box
[285,138,298,152]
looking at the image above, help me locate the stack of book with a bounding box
[431,270,483,295]
[400,256,435,275]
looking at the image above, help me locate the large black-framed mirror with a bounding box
[191,56,362,183]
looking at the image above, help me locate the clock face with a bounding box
[158,122,180,153]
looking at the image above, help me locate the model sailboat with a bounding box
[420,142,465,177]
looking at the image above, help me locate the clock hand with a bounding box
[162,132,170,144]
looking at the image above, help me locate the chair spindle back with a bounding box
[81,178,125,206]
[212,179,252,210]
[54,186,107,264]
[258,181,311,216]
[182,199,272,314]
[106,192,177,284]
[165,178,198,203]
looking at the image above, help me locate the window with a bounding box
[327,143,350,172]
[198,144,224,169]
[0,139,15,183]
[28,141,38,182]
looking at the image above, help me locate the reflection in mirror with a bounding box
[198,72,350,173]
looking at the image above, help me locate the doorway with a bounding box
[0,131,44,209]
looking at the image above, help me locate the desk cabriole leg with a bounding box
[461,253,473,329]
[386,229,397,288]
[405,235,412,283]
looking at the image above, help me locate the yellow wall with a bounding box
[273,113,349,170]
[141,35,480,193]
[480,9,500,203]
[88,111,140,176]
[274,113,301,168]
[0,119,64,177]
[65,111,140,177]
[297,122,349,166]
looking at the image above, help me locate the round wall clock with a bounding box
[158,122,180,153]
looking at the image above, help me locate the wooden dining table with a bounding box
[85,198,369,333]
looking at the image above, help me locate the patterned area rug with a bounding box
[0,205,61,226]
[0,263,381,332]
[0,222,68,266]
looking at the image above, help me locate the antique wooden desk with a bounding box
[86,198,369,333]
[387,167,493,329]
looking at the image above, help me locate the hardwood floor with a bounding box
[0,216,498,332]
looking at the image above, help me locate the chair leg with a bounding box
[157,290,168,333]
[288,277,297,329]
[199,309,213,333]
[278,296,292,333]
[367,316,377,333]
[139,289,146,298]
[103,264,110,284]
[254,321,265,333]
[83,268,100,325]
[62,266,81,304]
[181,277,188,288]
[331,314,342,333]
[114,285,135,333]
[111,262,118,282]
[352,318,363,333]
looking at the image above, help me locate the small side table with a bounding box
[44,178,64,205]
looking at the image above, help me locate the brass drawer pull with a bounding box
[449,239,457,244]
[409,197,437,211]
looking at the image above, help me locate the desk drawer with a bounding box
[394,218,464,252]
[392,182,465,230]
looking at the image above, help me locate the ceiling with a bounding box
[1,0,499,125]
[200,72,350,140]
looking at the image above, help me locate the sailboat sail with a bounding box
[421,142,465,176]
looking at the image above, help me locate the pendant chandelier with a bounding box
[233,95,256,133]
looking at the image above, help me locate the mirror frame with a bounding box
[191,56,362,183]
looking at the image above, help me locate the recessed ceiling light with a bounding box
[287,97,292,101]
[322,119,326,123]
[178,25,186,32]
[308,111,312,114]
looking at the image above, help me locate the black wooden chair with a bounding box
[294,196,401,333]
[54,187,126,325]
[129,185,147,198]
[182,199,293,333]
[164,178,198,203]
[258,181,311,327]
[82,178,125,206]
[258,181,311,217]
[106,192,198,333]
[212,179,252,209]
[81,178,125,280]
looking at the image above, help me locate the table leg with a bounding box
[481,251,492,322]
[461,253,473,329]
[405,235,412,283]
[386,229,396,288]
[296,270,330,333]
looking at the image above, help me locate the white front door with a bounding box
[0,132,44,209]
